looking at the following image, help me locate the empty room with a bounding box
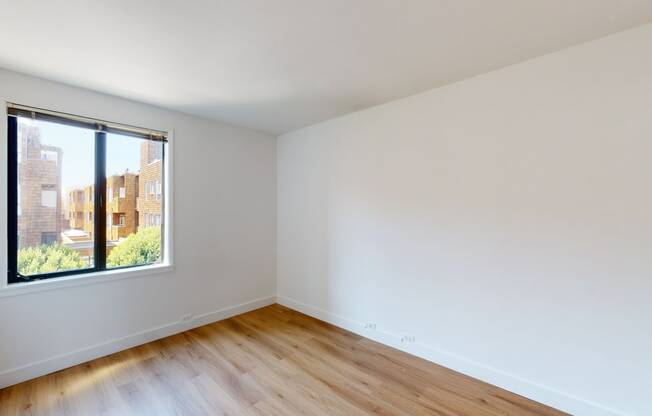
[0,1,650,415]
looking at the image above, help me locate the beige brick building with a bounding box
[18,125,63,248]
[83,185,95,238]
[137,141,163,230]
[63,185,95,260]
[106,172,139,241]
[67,189,84,229]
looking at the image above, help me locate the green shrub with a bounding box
[18,244,86,275]
[107,226,161,268]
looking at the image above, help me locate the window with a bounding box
[41,184,57,208]
[40,149,58,164]
[147,181,155,200]
[7,103,168,284]
[151,144,162,161]
[41,232,57,245]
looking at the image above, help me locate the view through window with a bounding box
[17,119,95,276]
[105,133,163,269]
[9,106,166,283]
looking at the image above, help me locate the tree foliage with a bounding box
[18,244,86,275]
[107,226,161,268]
[16,227,161,276]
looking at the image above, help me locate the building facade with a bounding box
[106,172,139,241]
[67,189,84,229]
[18,125,63,248]
[138,141,163,230]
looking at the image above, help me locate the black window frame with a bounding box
[7,104,167,285]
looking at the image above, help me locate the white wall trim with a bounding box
[277,295,629,416]
[163,128,175,270]
[0,295,276,389]
[0,293,631,416]
[0,263,174,299]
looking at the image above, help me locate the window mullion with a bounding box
[94,131,107,271]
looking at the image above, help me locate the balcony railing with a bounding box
[107,197,135,213]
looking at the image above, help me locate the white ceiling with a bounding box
[1,1,651,134]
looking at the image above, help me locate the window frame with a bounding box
[6,105,171,286]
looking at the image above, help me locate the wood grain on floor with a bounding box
[0,304,568,415]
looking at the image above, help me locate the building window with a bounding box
[41,232,57,245]
[147,181,155,200]
[152,144,162,161]
[41,184,57,208]
[40,149,58,164]
[7,103,168,284]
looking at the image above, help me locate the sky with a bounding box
[20,118,144,192]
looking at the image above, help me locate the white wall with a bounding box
[277,24,652,416]
[0,69,277,385]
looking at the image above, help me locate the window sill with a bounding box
[0,263,174,299]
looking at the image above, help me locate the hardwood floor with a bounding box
[0,304,568,416]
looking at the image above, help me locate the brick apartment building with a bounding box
[64,140,162,256]
[107,172,139,241]
[68,189,84,229]
[138,141,163,229]
[18,125,63,248]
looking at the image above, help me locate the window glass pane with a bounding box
[16,117,95,276]
[106,133,163,269]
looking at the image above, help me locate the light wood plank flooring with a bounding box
[0,304,568,415]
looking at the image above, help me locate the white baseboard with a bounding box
[0,295,276,389]
[277,295,628,416]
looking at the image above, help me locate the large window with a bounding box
[7,104,167,284]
